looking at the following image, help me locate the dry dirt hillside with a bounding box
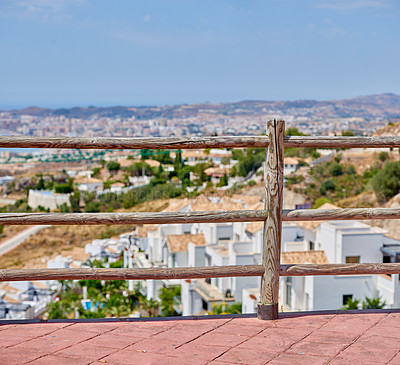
[373,120,400,136]
[0,199,169,269]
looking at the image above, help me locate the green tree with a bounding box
[37,176,45,190]
[329,163,344,176]
[92,167,101,177]
[313,197,333,209]
[285,127,306,136]
[85,201,100,212]
[70,191,81,212]
[106,161,120,171]
[372,161,400,203]
[159,285,181,317]
[55,184,73,194]
[378,151,389,162]
[319,179,335,195]
[342,130,356,136]
[208,302,242,315]
[217,173,228,187]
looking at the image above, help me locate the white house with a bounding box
[284,157,301,175]
[28,190,70,210]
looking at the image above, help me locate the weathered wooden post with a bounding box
[258,119,285,320]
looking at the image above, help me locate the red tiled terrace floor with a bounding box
[1,310,400,364]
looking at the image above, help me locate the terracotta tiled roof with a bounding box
[144,159,161,167]
[204,167,231,177]
[167,234,206,252]
[3,295,20,304]
[136,225,158,238]
[182,150,207,159]
[281,250,329,264]
[297,202,341,231]
[74,176,103,184]
[246,222,264,234]
[0,283,19,293]
[31,281,49,290]
[118,158,138,167]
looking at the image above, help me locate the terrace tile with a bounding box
[1,310,400,365]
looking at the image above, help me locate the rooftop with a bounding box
[2,310,400,364]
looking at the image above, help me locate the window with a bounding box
[202,299,208,311]
[383,256,391,263]
[172,253,176,268]
[286,277,292,307]
[345,256,360,263]
[309,241,315,251]
[343,294,353,305]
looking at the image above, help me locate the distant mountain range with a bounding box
[4,93,400,120]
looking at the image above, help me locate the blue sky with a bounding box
[0,0,399,108]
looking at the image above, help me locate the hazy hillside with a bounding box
[6,93,400,121]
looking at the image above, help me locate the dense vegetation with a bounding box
[46,257,182,319]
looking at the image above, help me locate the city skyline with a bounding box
[1,0,400,108]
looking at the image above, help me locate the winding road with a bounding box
[0,225,50,256]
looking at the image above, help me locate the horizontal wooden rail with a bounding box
[0,210,267,225]
[1,135,400,150]
[0,136,268,150]
[283,208,400,221]
[0,208,399,225]
[281,263,400,276]
[284,136,400,148]
[0,266,263,281]
[2,263,400,282]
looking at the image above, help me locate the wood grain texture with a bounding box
[0,265,264,282]
[0,208,398,225]
[284,136,400,148]
[2,263,400,282]
[0,135,399,150]
[0,136,269,150]
[0,210,267,225]
[280,263,400,276]
[283,208,400,221]
[260,120,285,313]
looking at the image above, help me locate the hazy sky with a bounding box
[1,0,399,108]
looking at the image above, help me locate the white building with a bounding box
[28,190,70,210]
[0,281,55,320]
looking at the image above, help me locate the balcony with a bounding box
[2,120,400,362]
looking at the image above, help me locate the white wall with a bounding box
[313,275,375,310]
[341,233,383,263]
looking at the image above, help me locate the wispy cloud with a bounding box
[0,0,86,20]
[307,18,347,38]
[315,0,388,10]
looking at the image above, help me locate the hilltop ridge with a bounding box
[5,93,400,121]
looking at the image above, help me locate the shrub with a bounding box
[319,179,335,195]
[362,296,386,309]
[329,163,343,176]
[313,197,333,209]
[378,151,389,162]
[54,184,73,194]
[106,161,120,171]
[372,161,400,203]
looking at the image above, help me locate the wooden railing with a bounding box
[2,119,400,320]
